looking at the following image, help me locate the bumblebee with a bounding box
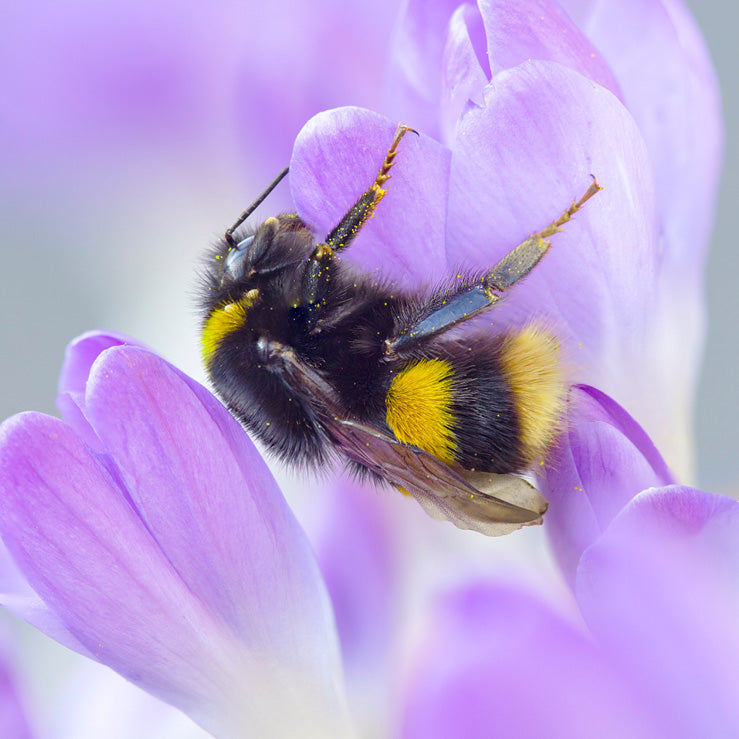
[198,126,600,535]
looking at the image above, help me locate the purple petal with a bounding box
[312,476,400,729]
[577,486,739,737]
[291,106,451,286]
[56,331,146,449]
[57,331,144,399]
[0,348,350,735]
[385,0,464,141]
[542,385,673,587]
[0,412,228,721]
[479,0,622,97]
[400,581,661,737]
[83,347,334,659]
[439,4,489,143]
[314,478,398,671]
[574,0,723,267]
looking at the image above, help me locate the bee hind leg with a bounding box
[385,177,601,356]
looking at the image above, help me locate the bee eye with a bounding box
[224,234,255,277]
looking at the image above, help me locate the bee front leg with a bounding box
[323,124,417,253]
[300,124,417,314]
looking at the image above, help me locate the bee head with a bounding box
[219,215,315,287]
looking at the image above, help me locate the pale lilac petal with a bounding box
[560,0,722,477]
[385,0,464,141]
[0,413,233,726]
[479,0,622,97]
[439,4,489,143]
[577,486,739,737]
[83,347,334,660]
[0,347,351,736]
[291,106,451,286]
[542,386,673,587]
[229,1,401,178]
[314,479,398,671]
[575,0,723,267]
[401,582,661,738]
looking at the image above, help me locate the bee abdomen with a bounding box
[384,326,565,474]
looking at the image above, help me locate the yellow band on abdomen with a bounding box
[386,359,456,464]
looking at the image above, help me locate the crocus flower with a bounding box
[290,0,722,480]
[0,333,353,738]
[401,387,739,737]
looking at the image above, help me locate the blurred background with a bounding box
[0,0,735,734]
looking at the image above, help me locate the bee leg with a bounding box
[385,177,601,355]
[322,124,417,253]
[299,125,417,313]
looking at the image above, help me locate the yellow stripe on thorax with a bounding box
[201,289,259,365]
[386,359,456,464]
[498,325,565,464]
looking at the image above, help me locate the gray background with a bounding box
[686,0,738,493]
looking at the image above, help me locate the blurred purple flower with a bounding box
[0,333,352,738]
[289,0,721,478]
[1,0,400,188]
[402,394,739,737]
[0,631,34,739]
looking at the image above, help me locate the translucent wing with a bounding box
[277,345,547,536]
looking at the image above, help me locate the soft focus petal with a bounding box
[0,346,351,737]
[3,0,401,185]
[542,385,673,586]
[570,0,723,267]
[0,631,34,739]
[385,0,464,141]
[400,582,660,738]
[577,486,739,737]
[291,106,451,285]
[439,4,489,143]
[480,0,621,97]
[313,477,401,736]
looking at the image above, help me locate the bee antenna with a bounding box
[225,165,290,246]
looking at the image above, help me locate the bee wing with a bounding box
[326,418,546,536]
[277,345,547,536]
